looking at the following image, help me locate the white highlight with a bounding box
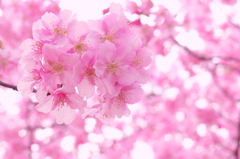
[43,0,51,6]
[176,111,185,122]
[123,125,134,136]
[152,0,181,14]
[88,133,104,143]
[210,2,228,25]
[35,128,53,140]
[0,142,6,158]
[195,72,212,87]
[78,143,99,159]
[182,138,194,149]
[164,87,179,100]
[59,0,127,21]
[155,48,179,73]
[136,118,148,129]
[0,147,5,159]
[0,89,22,115]
[31,144,39,152]
[131,141,154,159]
[218,128,229,139]
[140,14,155,26]
[18,129,27,137]
[195,98,208,109]
[61,136,75,152]
[102,126,123,141]
[176,30,206,51]
[177,69,190,80]
[84,118,96,133]
[164,134,173,142]
[197,124,207,137]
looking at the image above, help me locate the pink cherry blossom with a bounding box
[41,44,78,88]
[73,51,98,99]
[2,1,240,159]
[16,2,151,125]
[35,86,86,124]
[83,83,143,124]
[94,41,139,96]
[32,10,76,45]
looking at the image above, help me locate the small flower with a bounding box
[35,86,86,124]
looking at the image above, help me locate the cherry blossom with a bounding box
[2,0,240,159]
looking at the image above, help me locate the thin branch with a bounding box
[170,36,240,63]
[0,80,44,94]
[170,36,212,61]
[0,81,18,91]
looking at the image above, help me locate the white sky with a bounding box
[59,0,127,20]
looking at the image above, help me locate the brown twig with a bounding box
[0,81,18,91]
[170,36,240,63]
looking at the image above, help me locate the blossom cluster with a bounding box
[18,3,152,124]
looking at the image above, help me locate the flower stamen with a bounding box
[46,60,65,75]
[106,60,119,76]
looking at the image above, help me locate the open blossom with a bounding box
[17,69,44,96]
[88,9,141,48]
[83,83,144,123]
[35,86,86,124]
[32,10,77,45]
[131,47,152,83]
[41,44,78,88]
[19,38,44,71]
[94,41,139,95]
[67,21,102,54]
[73,51,98,99]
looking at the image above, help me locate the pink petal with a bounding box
[51,106,76,124]
[73,62,85,84]
[68,21,89,41]
[68,94,86,113]
[117,67,138,85]
[35,96,53,113]
[77,78,95,99]
[98,41,116,62]
[17,81,34,96]
[41,12,58,28]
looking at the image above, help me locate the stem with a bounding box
[0,81,18,91]
[0,80,38,93]
[170,36,240,63]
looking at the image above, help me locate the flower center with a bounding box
[85,68,96,79]
[32,41,43,53]
[46,60,65,75]
[0,41,3,49]
[106,61,119,76]
[132,56,143,69]
[54,27,66,36]
[53,93,69,108]
[0,58,8,69]
[30,70,42,82]
[100,31,116,43]
[52,22,66,37]
[102,113,109,119]
[117,92,126,103]
[74,41,87,54]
